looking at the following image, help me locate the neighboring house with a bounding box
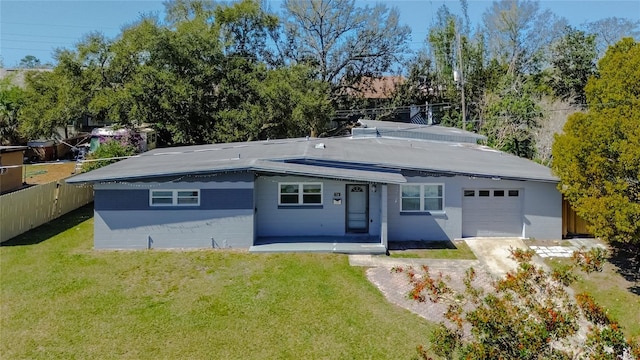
[349,76,404,100]
[339,76,433,124]
[66,120,561,253]
[0,146,27,194]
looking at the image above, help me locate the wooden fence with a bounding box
[0,181,93,243]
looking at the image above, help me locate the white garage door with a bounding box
[462,189,523,237]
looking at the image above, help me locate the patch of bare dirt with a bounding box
[24,162,78,185]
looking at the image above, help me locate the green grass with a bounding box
[546,258,640,338]
[1,205,436,359]
[388,241,477,259]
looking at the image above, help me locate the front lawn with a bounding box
[0,205,435,359]
[546,256,640,338]
[388,240,476,259]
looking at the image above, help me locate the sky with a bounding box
[1,0,639,68]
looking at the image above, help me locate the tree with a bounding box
[281,0,410,98]
[584,17,640,56]
[481,81,542,159]
[0,77,25,145]
[19,38,106,140]
[418,4,501,131]
[533,97,579,167]
[18,55,41,69]
[17,0,334,145]
[396,248,639,359]
[82,138,138,173]
[482,0,566,77]
[552,38,640,245]
[259,65,333,138]
[549,26,598,106]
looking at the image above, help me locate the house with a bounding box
[0,146,27,194]
[348,76,405,100]
[66,120,561,253]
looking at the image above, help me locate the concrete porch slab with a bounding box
[251,235,385,254]
[249,242,386,254]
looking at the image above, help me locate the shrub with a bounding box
[400,248,638,359]
[81,139,137,172]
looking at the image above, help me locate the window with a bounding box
[478,190,490,197]
[509,190,520,197]
[279,183,322,205]
[494,190,505,197]
[464,190,475,197]
[150,189,200,206]
[401,184,444,212]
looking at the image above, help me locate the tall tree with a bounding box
[584,17,640,56]
[482,0,566,76]
[214,0,279,61]
[548,26,598,105]
[281,0,410,98]
[19,41,103,140]
[18,55,41,69]
[424,4,502,130]
[482,78,542,159]
[552,38,640,245]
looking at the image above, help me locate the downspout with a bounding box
[380,184,388,251]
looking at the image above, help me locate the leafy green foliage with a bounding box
[549,26,598,105]
[482,80,543,159]
[0,77,25,145]
[552,38,640,244]
[17,0,333,146]
[18,55,41,69]
[81,139,137,172]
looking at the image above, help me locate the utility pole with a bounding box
[456,32,466,131]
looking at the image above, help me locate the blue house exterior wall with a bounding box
[255,175,382,238]
[387,175,561,241]
[92,172,255,249]
[90,171,560,250]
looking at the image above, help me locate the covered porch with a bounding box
[250,236,387,254]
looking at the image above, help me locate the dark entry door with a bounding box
[346,184,369,233]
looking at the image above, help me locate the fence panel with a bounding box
[56,182,94,217]
[0,181,93,243]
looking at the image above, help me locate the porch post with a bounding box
[380,184,388,250]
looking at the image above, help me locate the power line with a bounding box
[2,39,77,45]
[2,21,120,30]
[3,33,87,40]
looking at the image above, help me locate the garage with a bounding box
[462,189,523,237]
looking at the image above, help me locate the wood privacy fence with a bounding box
[0,181,93,243]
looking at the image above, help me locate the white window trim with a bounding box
[278,182,323,206]
[400,183,445,213]
[149,189,200,207]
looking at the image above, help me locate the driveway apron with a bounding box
[463,237,548,276]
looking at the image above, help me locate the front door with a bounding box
[346,184,369,233]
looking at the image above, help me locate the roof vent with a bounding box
[315,143,326,149]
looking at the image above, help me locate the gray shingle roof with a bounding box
[66,135,556,184]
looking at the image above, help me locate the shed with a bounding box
[0,146,27,194]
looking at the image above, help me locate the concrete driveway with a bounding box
[463,237,548,276]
